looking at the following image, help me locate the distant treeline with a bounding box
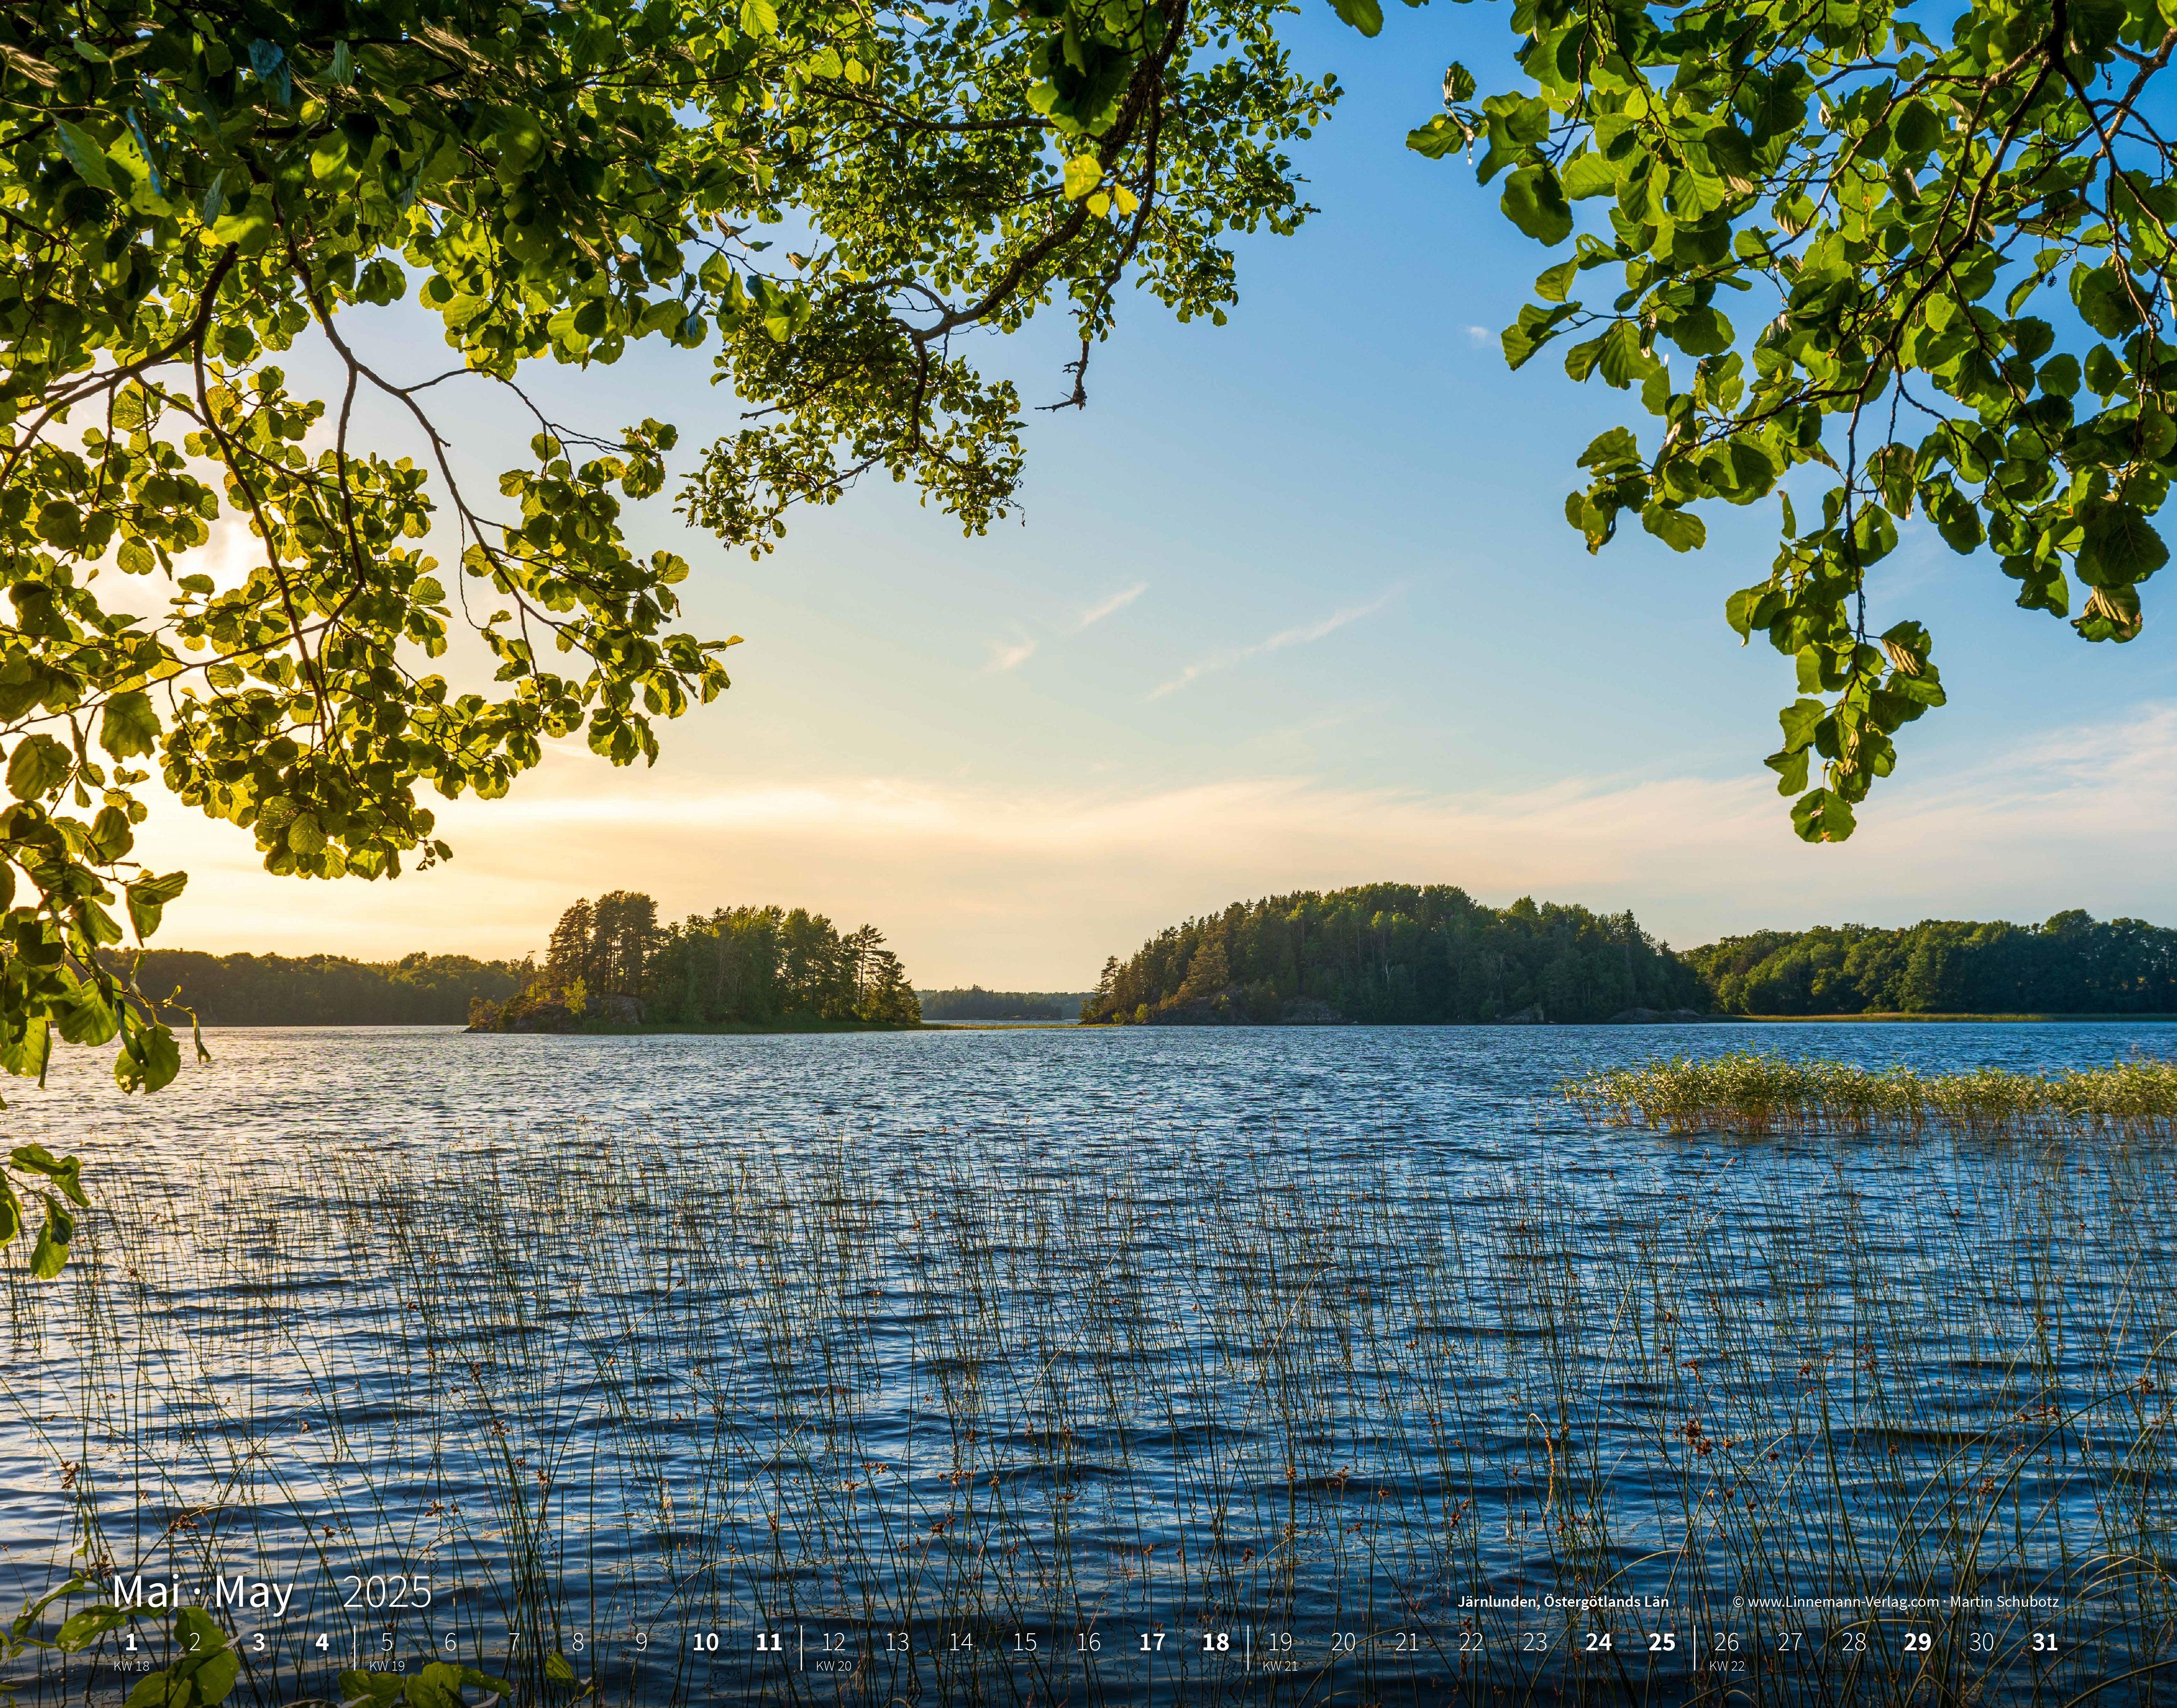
[1686,912,2177,1015]
[472,890,922,1031]
[1081,884,1704,1026]
[919,988,1089,1021]
[108,951,523,1026]
[110,903,2177,1032]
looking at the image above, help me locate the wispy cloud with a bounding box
[1466,325,1492,348]
[984,636,1038,673]
[1077,581,1148,630]
[1149,590,1398,700]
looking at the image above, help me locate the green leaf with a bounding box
[1560,153,1618,200]
[55,120,117,191]
[1500,165,1573,246]
[1851,505,1898,564]
[2085,344,2127,397]
[126,871,188,942]
[408,1662,466,1708]
[1641,504,1706,551]
[6,734,71,800]
[2008,317,2054,362]
[1329,0,1384,35]
[1866,443,1916,516]
[2072,265,2142,339]
[1706,124,1757,191]
[1578,426,1641,472]
[1789,787,1856,843]
[1405,115,1468,160]
[1928,487,1985,554]
[1661,304,1732,357]
[1534,258,1579,303]
[1443,61,1476,102]
[1062,156,1103,201]
[1775,696,1824,752]
[1596,320,1652,390]
[738,0,779,34]
[2077,583,2143,641]
[1765,746,1810,794]
[1562,334,1605,382]
[12,1144,88,1207]
[54,1602,130,1652]
[1565,492,1618,551]
[3,1018,51,1085]
[98,691,160,759]
[1501,303,1574,370]
[546,1650,578,1683]
[1893,98,1941,157]
[114,1014,181,1095]
[209,199,275,255]
[2076,501,2168,587]
[30,1194,73,1279]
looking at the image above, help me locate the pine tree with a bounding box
[1176,937,1232,1005]
[545,900,596,992]
[591,892,660,995]
[860,951,923,1026]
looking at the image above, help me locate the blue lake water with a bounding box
[5,1021,2177,1705]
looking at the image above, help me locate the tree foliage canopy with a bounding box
[479,890,922,1028]
[1081,881,1704,1024]
[1686,909,2177,1015]
[920,985,1087,1019]
[112,946,521,1023]
[0,0,1332,1269]
[1405,0,2177,841]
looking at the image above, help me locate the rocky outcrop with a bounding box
[1605,1006,1717,1024]
[1499,1004,1547,1025]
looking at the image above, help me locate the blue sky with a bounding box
[140,3,2177,986]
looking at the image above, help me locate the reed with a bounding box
[1562,1050,2177,1139]
[4,1105,2176,1704]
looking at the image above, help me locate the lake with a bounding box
[5,1021,2176,1705]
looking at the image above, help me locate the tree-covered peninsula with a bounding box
[921,988,1089,1021]
[472,892,922,1032]
[1081,884,1705,1026]
[110,951,522,1026]
[1686,913,2177,1017]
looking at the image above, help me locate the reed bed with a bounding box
[4,1111,2177,1705]
[1562,1050,2177,1138]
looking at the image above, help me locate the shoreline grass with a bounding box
[1565,1049,2177,1137]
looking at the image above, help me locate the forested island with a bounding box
[107,951,523,1027]
[1079,884,1706,1026]
[1686,913,2177,1016]
[919,988,1090,1021]
[468,892,922,1032]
